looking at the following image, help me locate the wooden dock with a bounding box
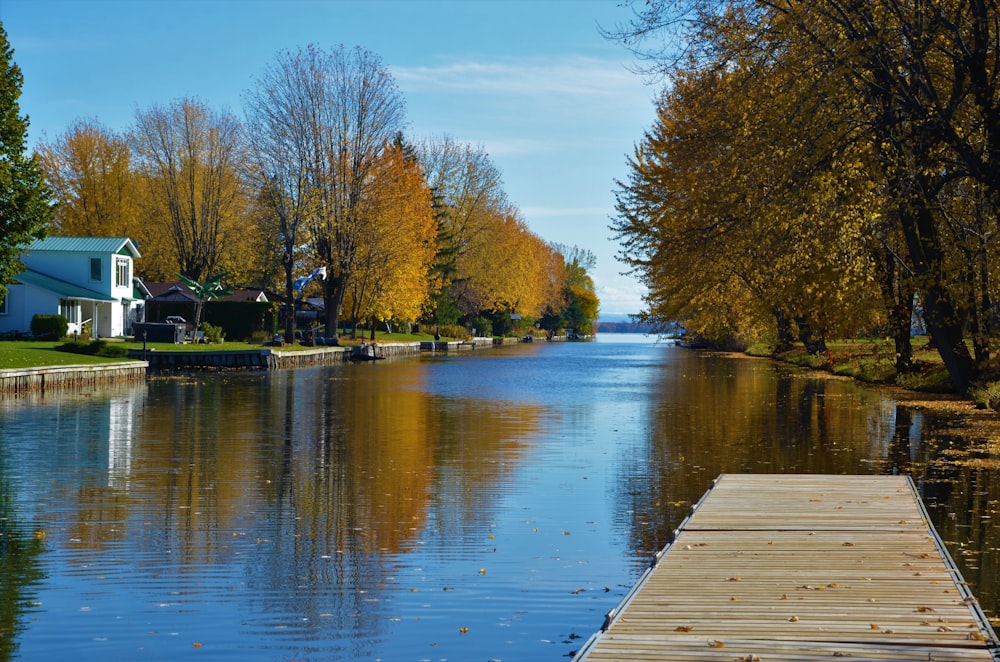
[574,474,999,661]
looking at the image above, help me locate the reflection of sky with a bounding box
[0,339,938,661]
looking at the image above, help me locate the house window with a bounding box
[90,258,102,281]
[0,293,6,315]
[115,257,130,288]
[59,300,79,324]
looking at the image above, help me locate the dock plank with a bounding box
[574,474,998,661]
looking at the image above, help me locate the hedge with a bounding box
[147,300,279,342]
[31,314,68,340]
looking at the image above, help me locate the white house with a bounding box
[0,236,141,338]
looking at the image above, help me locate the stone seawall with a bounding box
[0,361,149,396]
[128,347,350,369]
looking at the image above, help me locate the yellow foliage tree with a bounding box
[37,118,140,238]
[343,138,437,336]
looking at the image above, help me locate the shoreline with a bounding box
[0,335,553,396]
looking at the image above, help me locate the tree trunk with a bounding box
[323,276,345,346]
[283,258,295,343]
[795,315,827,355]
[774,309,795,353]
[891,295,914,376]
[896,195,976,394]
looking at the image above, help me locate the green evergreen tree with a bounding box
[0,24,51,299]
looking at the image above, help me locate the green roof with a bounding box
[15,269,115,302]
[26,236,140,258]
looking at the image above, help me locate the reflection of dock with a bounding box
[575,474,999,661]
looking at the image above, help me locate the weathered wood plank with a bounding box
[574,474,999,661]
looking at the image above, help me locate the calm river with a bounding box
[0,335,997,661]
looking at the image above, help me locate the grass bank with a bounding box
[0,330,445,371]
[745,336,1000,410]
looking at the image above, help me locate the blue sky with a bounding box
[2,0,657,318]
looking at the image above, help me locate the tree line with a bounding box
[1,30,599,342]
[608,0,1000,395]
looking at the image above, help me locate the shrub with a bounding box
[434,324,469,340]
[54,339,127,358]
[970,381,1000,411]
[202,322,225,344]
[31,314,68,340]
[472,316,494,337]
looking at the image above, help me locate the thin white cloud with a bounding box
[392,54,645,101]
[595,277,648,316]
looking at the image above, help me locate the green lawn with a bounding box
[0,341,136,370]
[0,330,447,370]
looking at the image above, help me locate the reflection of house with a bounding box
[0,236,141,338]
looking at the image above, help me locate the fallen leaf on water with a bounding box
[193,642,202,648]
[459,627,469,634]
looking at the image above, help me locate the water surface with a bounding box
[0,335,996,660]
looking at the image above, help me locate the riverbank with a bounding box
[0,335,544,395]
[0,361,149,395]
[738,338,1000,470]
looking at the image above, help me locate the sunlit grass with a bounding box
[0,330,450,370]
[0,341,134,370]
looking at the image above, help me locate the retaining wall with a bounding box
[0,361,149,396]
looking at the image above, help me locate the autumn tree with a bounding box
[130,97,247,283]
[608,0,1000,393]
[343,135,436,338]
[268,45,407,343]
[416,136,513,319]
[0,24,51,298]
[551,244,599,335]
[243,53,321,340]
[37,118,139,238]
